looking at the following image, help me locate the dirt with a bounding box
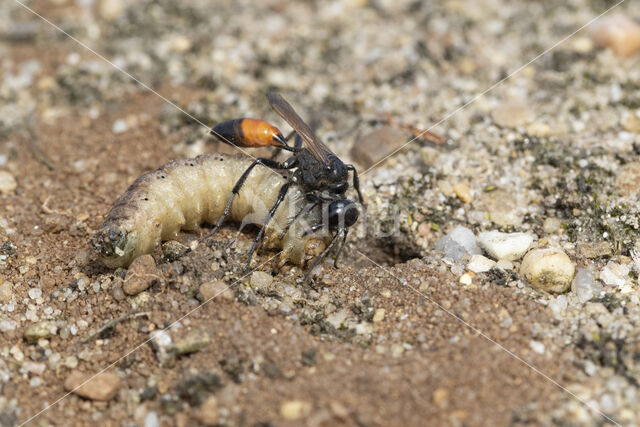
[2,0,640,426]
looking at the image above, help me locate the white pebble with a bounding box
[467,254,496,273]
[477,231,534,261]
[435,226,481,261]
[0,171,17,193]
[529,340,546,355]
[571,269,602,303]
[599,261,630,287]
[112,119,128,134]
[28,288,42,300]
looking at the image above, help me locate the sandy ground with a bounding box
[2,0,640,426]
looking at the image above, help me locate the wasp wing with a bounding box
[267,92,332,165]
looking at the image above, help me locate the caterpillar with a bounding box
[92,153,329,269]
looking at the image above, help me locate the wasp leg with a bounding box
[201,157,296,244]
[303,229,343,283]
[345,164,364,206]
[245,181,291,270]
[278,194,320,239]
[332,229,349,268]
[293,134,304,150]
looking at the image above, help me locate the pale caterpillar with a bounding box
[92,153,329,268]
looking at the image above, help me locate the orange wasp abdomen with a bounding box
[212,118,286,149]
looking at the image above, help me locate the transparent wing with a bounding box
[267,92,332,165]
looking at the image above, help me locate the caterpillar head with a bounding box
[91,228,137,268]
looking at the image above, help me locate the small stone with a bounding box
[250,271,273,290]
[171,330,210,355]
[280,400,311,420]
[372,308,385,323]
[123,255,159,295]
[99,0,125,20]
[432,388,449,407]
[0,281,13,303]
[591,14,640,58]
[622,114,640,133]
[64,356,79,368]
[196,396,219,425]
[572,269,603,303]
[519,248,575,293]
[64,371,121,401]
[467,254,496,273]
[199,280,234,302]
[437,180,454,197]
[24,321,55,344]
[434,226,481,261]
[496,260,514,271]
[161,240,189,261]
[459,272,475,285]
[350,126,406,169]
[578,241,612,259]
[28,288,42,300]
[0,171,17,193]
[529,340,545,355]
[169,35,192,53]
[526,122,551,138]
[452,183,473,203]
[477,231,534,261]
[0,240,16,256]
[417,222,431,237]
[599,261,630,287]
[491,103,534,128]
[542,218,562,234]
[112,119,128,134]
[615,162,640,197]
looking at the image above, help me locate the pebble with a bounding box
[477,231,534,261]
[199,280,234,302]
[372,308,385,323]
[542,217,562,234]
[591,14,640,57]
[599,261,630,287]
[64,371,121,401]
[170,330,210,355]
[452,183,473,203]
[196,395,219,425]
[24,321,55,343]
[622,114,640,133]
[434,226,482,261]
[123,255,160,295]
[578,241,612,259]
[0,171,17,193]
[250,271,274,290]
[491,103,534,128]
[467,254,496,273]
[161,240,189,261]
[112,119,128,134]
[280,400,311,420]
[0,281,13,302]
[350,126,406,168]
[572,268,602,303]
[417,222,431,237]
[529,340,546,355]
[615,162,640,197]
[519,248,575,293]
[459,272,475,285]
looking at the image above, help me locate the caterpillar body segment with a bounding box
[92,153,329,268]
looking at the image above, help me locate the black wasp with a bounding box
[205,92,364,280]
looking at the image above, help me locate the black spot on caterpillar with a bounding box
[92,153,329,268]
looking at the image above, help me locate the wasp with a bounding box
[207,92,364,280]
